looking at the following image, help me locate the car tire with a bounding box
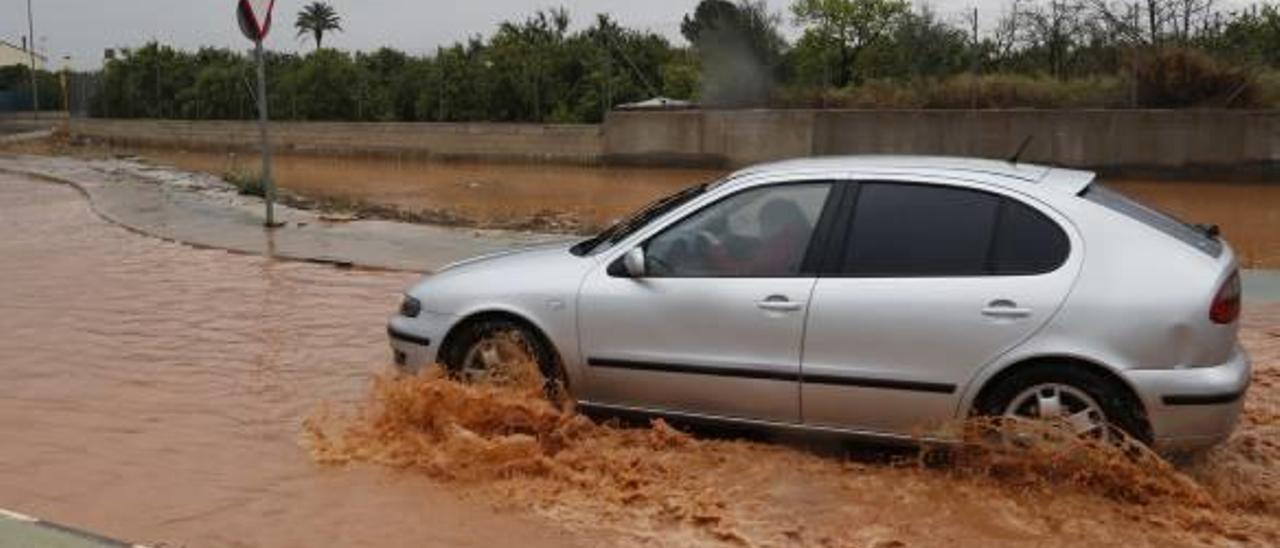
[974,363,1152,445]
[441,318,570,405]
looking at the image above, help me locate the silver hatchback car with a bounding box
[388,156,1249,453]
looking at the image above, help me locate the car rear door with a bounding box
[577,182,838,423]
[800,179,1082,436]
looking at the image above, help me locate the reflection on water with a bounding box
[0,177,579,548]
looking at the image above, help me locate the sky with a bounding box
[0,0,1260,70]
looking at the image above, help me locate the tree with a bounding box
[295,2,343,50]
[681,0,786,106]
[859,5,971,80]
[791,0,910,87]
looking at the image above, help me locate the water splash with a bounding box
[305,368,1275,546]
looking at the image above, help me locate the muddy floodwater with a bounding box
[137,148,1280,268]
[5,141,1279,267]
[1,170,1280,546]
[0,176,582,547]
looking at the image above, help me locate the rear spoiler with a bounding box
[1038,168,1096,196]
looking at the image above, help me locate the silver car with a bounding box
[388,156,1249,453]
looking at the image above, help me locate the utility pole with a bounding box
[971,6,981,110]
[27,0,39,120]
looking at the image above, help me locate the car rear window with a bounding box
[1082,184,1223,258]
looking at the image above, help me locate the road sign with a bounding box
[237,0,276,42]
[236,0,279,227]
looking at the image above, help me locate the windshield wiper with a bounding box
[572,183,708,256]
[606,184,707,244]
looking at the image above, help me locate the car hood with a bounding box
[406,241,594,314]
[434,240,579,275]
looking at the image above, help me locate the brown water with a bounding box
[144,149,1280,268]
[2,170,1279,546]
[154,148,724,232]
[5,140,1277,266]
[0,175,584,547]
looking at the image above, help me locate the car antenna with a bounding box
[1008,135,1034,165]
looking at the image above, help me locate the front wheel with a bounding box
[975,364,1151,446]
[440,318,569,405]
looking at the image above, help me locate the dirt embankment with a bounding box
[306,306,1280,547]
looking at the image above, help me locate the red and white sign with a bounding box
[237,0,276,42]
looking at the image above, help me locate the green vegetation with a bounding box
[223,166,266,197]
[295,2,343,50]
[70,1,1280,122]
[0,65,62,111]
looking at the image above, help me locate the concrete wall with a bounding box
[604,110,1280,176]
[64,111,1280,176]
[68,119,603,164]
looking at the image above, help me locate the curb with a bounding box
[0,507,146,547]
[0,165,416,274]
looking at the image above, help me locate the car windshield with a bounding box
[571,181,713,256]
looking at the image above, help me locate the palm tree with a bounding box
[295,2,342,49]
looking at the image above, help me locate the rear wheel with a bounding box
[975,364,1151,445]
[441,318,569,405]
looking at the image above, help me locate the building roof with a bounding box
[0,40,47,62]
[616,97,697,111]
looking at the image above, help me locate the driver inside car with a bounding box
[704,198,813,276]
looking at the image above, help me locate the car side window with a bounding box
[840,182,1068,277]
[645,183,832,278]
[991,197,1070,274]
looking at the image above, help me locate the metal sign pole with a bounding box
[27,0,39,120]
[254,38,276,227]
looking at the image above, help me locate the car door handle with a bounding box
[982,300,1032,318]
[757,296,804,312]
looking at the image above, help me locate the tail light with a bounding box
[1209,271,1241,324]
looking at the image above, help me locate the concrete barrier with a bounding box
[604,109,1280,177]
[63,111,1280,177]
[68,119,603,164]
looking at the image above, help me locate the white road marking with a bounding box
[0,508,37,522]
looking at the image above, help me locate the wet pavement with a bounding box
[0,155,561,272]
[0,176,584,547]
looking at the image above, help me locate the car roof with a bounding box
[725,155,1096,196]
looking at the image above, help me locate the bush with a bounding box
[223,168,266,197]
[1253,70,1280,108]
[772,74,1129,110]
[1132,48,1257,108]
[922,74,1128,109]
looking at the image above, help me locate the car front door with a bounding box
[800,180,1081,436]
[577,182,836,423]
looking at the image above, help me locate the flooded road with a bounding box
[0,176,584,547]
[1,164,1279,546]
[4,141,1277,266]
[142,148,723,232]
[125,148,1280,268]
[0,170,1274,542]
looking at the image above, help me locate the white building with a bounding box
[0,40,45,70]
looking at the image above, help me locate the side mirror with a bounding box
[605,247,645,279]
[623,247,647,278]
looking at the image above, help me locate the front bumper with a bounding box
[1124,345,1251,453]
[387,313,453,372]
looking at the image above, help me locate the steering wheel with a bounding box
[692,229,722,257]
